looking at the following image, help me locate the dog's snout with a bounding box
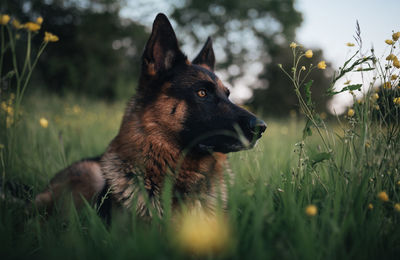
[249,118,267,134]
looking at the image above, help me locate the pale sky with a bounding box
[296,0,400,113]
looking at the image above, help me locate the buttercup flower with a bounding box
[377,191,389,202]
[385,39,394,45]
[305,50,313,58]
[176,207,230,254]
[0,14,10,25]
[317,61,326,70]
[305,205,318,216]
[36,16,43,25]
[24,22,41,32]
[395,203,400,212]
[393,57,400,69]
[44,31,59,42]
[12,19,23,29]
[383,82,392,89]
[393,97,400,105]
[290,42,297,49]
[39,117,49,128]
[393,32,400,41]
[368,203,373,210]
[347,108,355,117]
[372,93,379,100]
[346,42,355,47]
[386,54,396,61]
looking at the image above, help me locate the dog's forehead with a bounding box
[179,64,228,93]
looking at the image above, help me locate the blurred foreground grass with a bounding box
[1,92,399,260]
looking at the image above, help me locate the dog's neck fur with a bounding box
[101,101,228,217]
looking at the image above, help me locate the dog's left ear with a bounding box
[142,13,187,77]
[192,37,215,71]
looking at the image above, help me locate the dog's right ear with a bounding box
[142,13,186,77]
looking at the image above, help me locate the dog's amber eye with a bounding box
[197,89,207,98]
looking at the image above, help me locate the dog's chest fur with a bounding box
[101,144,230,218]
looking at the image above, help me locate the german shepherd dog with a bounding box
[35,13,266,220]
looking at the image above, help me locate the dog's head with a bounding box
[135,13,266,154]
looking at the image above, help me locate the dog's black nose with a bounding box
[249,118,267,134]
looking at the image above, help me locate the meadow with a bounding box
[1,15,400,260]
[0,91,399,260]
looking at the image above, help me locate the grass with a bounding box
[0,91,399,260]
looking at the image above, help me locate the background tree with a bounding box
[2,0,333,114]
[2,0,148,99]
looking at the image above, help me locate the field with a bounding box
[1,91,399,260]
[1,15,400,260]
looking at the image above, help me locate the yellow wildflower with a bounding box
[393,57,400,68]
[386,54,396,61]
[305,50,313,58]
[357,99,363,104]
[374,105,380,110]
[372,93,379,100]
[397,180,400,186]
[377,191,389,202]
[317,61,326,70]
[346,42,355,47]
[383,82,392,89]
[6,117,13,128]
[290,42,297,49]
[365,141,371,148]
[393,97,400,105]
[12,19,23,29]
[347,108,355,117]
[368,203,373,210]
[1,101,7,111]
[36,16,43,25]
[395,203,400,212]
[39,117,49,128]
[24,22,41,32]
[305,204,318,216]
[0,14,10,25]
[44,31,59,42]
[385,39,394,45]
[393,32,400,41]
[175,207,230,255]
[392,74,398,80]
[6,106,13,115]
[301,66,306,71]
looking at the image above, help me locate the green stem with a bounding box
[0,25,5,89]
[20,31,31,84]
[16,42,47,110]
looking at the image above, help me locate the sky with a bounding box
[296,0,400,113]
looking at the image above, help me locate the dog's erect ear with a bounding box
[192,37,215,71]
[142,13,186,76]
